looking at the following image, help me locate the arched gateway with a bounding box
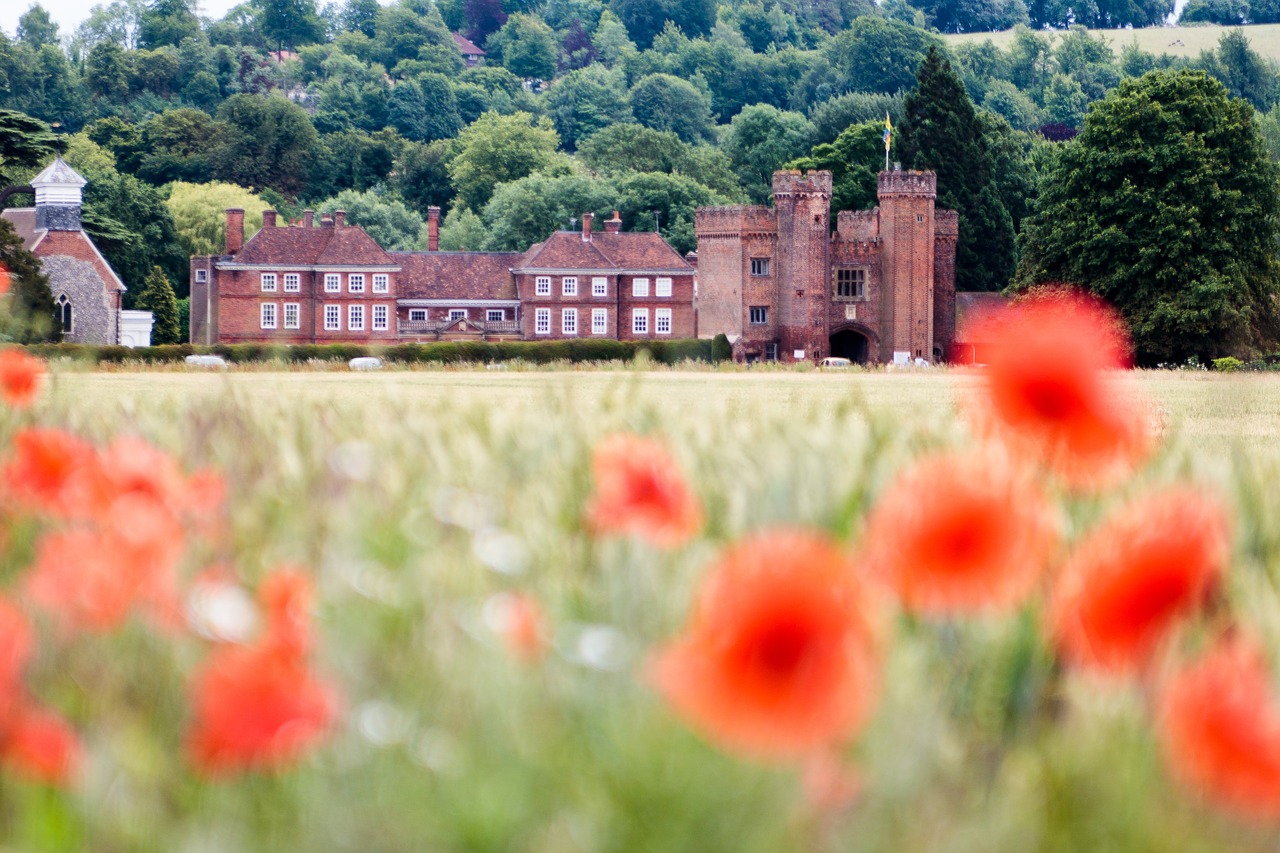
[829,324,875,364]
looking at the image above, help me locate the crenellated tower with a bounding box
[878,169,937,363]
[772,170,831,359]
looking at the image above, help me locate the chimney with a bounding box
[303,209,314,228]
[262,209,277,228]
[582,212,593,242]
[225,208,245,255]
[684,251,698,269]
[605,210,622,234]
[427,206,440,251]
[334,210,346,228]
[320,215,334,228]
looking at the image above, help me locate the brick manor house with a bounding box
[191,167,968,363]
[190,209,695,346]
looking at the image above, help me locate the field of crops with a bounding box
[4,354,1280,850]
[944,22,1280,62]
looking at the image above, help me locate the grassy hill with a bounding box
[943,22,1280,63]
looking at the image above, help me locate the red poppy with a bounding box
[487,592,547,663]
[1050,488,1229,674]
[1159,638,1280,821]
[1,428,97,516]
[0,598,32,721]
[0,262,11,296]
[968,289,1152,489]
[586,434,702,547]
[187,570,338,775]
[0,705,81,786]
[863,451,1056,614]
[0,349,43,408]
[649,530,880,761]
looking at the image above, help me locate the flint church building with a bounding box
[192,168,962,364]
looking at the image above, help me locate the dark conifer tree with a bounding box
[899,46,1015,293]
[135,265,182,345]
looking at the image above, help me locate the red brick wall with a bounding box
[878,170,937,363]
[693,206,776,347]
[774,170,832,361]
[214,267,399,344]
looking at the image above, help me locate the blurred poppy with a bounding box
[801,751,863,813]
[1,705,81,786]
[0,349,43,408]
[863,451,1056,613]
[1050,488,1229,673]
[485,592,547,663]
[586,434,702,547]
[1159,638,1280,821]
[649,530,879,761]
[0,262,11,296]
[1,428,98,516]
[0,598,32,720]
[967,289,1152,489]
[187,570,338,775]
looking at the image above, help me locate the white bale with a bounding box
[185,354,228,369]
[349,356,383,371]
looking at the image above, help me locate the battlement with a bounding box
[772,169,833,198]
[877,169,937,199]
[934,209,959,239]
[694,205,777,235]
[836,209,879,242]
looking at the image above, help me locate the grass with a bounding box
[942,22,1280,62]
[7,366,1280,850]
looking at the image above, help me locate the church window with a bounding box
[835,268,866,299]
[57,295,72,333]
[749,306,768,325]
[750,258,771,276]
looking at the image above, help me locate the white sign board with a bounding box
[893,351,911,365]
[793,350,806,360]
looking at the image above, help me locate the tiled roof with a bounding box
[451,33,485,55]
[233,225,395,267]
[955,292,1010,341]
[393,251,522,300]
[0,208,40,251]
[31,158,86,189]
[594,232,693,271]
[520,232,616,270]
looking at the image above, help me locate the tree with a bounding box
[614,170,727,254]
[0,217,57,343]
[342,0,381,37]
[463,0,506,43]
[387,76,462,142]
[211,94,319,197]
[899,46,1015,293]
[136,108,217,184]
[438,206,489,250]
[140,0,201,48]
[317,189,427,250]
[486,13,556,81]
[373,3,461,74]
[448,111,560,210]
[545,64,632,150]
[17,5,59,50]
[611,0,715,49]
[85,42,133,101]
[809,92,905,146]
[482,172,617,250]
[797,18,943,104]
[252,0,326,51]
[0,110,61,188]
[391,139,454,216]
[135,265,181,344]
[577,124,743,199]
[164,181,267,258]
[629,74,713,143]
[1016,70,1280,364]
[722,104,814,203]
[1196,29,1276,110]
[789,121,883,215]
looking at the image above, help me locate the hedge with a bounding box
[18,339,714,366]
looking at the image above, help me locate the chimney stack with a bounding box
[582,212,593,242]
[320,215,334,228]
[605,210,622,234]
[225,208,245,255]
[303,209,314,228]
[427,206,440,251]
[262,209,277,228]
[334,210,346,228]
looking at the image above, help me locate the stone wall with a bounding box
[42,256,117,344]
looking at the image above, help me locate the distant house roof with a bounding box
[517,231,694,272]
[0,208,39,251]
[393,251,521,300]
[229,223,396,267]
[955,292,1010,342]
[451,33,485,56]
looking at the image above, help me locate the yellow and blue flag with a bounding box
[884,114,892,151]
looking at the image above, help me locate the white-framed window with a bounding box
[325,304,341,330]
[632,308,648,335]
[373,304,389,331]
[487,309,504,322]
[592,308,607,335]
[348,304,365,331]
[372,274,389,293]
[260,273,277,292]
[535,276,551,296]
[749,306,768,325]
[284,302,300,329]
[409,309,427,322]
[656,277,673,297]
[592,276,607,297]
[655,308,672,335]
[195,268,208,283]
[535,307,551,335]
[632,277,649,298]
[260,302,277,329]
[562,308,577,335]
[751,258,771,276]
[562,276,578,296]
[449,309,466,322]
[349,274,365,294]
[284,273,300,292]
[324,273,341,293]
